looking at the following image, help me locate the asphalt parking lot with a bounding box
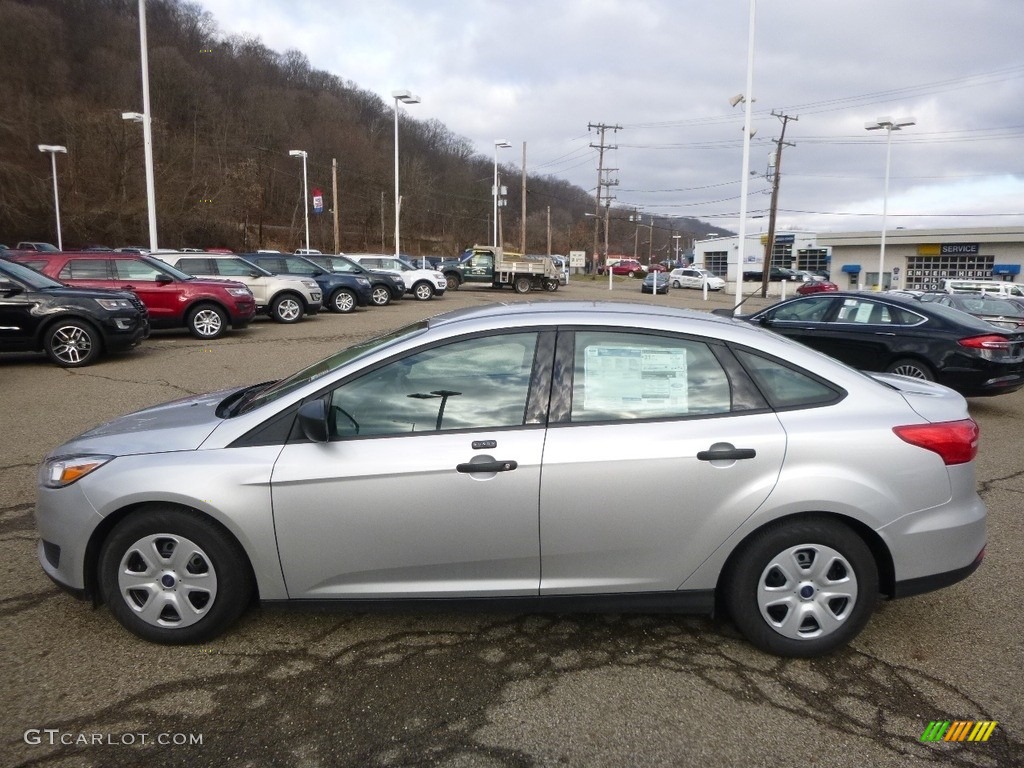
[2,276,1022,767]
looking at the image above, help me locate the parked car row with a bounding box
[0,249,431,368]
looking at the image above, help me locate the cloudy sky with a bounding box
[195,0,1024,235]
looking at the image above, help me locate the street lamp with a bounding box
[288,150,310,252]
[585,208,614,290]
[121,111,159,252]
[37,145,67,250]
[865,116,915,291]
[392,89,420,258]
[731,0,757,314]
[493,140,512,247]
[672,234,681,266]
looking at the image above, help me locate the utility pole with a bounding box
[760,111,798,297]
[588,122,620,272]
[546,205,551,256]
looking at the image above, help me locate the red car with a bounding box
[796,279,839,295]
[8,251,256,339]
[598,259,646,277]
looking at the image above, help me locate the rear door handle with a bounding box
[697,448,756,461]
[456,460,518,473]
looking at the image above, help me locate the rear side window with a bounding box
[60,259,110,279]
[733,349,843,409]
[570,331,732,422]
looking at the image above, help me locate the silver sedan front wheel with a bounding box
[100,507,253,643]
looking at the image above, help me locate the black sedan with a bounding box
[717,291,1024,397]
[640,272,670,294]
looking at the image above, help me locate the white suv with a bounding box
[345,254,446,300]
[153,253,322,323]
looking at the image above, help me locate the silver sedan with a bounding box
[34,302,986,656]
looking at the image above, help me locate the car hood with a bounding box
[49,388,241,459]
[40,285,138,300]
[867,372,970,421]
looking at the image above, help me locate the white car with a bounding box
[345,254,447,300]
[670,267,725,291]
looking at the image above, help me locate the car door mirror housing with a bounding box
[0,279,22,296]
[155,273,174,284]
[297,399,330,442]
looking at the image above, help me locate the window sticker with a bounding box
[584,345,688,412]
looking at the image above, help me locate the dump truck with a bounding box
[441,245,561,293]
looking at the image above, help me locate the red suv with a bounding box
[597,259,646,277]
[8,251,256,339]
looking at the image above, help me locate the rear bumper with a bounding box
[893,547,984,598]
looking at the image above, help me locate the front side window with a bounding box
[328,333,539,437]
[176,258,215,275]
[570,331,731,422]
[113,259,169,281]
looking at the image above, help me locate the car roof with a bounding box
[426,300,735,331]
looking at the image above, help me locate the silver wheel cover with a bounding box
[756,543,858,641]
[276,298,301,321]
[50,325,93,364]
[192,309,223,337]
[117,533,218,629]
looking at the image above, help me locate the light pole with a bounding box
[493,140,512,247]
[391,89,420,258]
[289,150,309,252]
[672,234,681,266]
[731,0,757,314]
[37,145,67,250]
[865,116,915,291]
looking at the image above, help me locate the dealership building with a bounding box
[695,226,1024,292]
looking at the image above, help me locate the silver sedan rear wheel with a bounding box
[725,518,877,657]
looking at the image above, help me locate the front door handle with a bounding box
[697,448,756,461]
[456,460,518,473]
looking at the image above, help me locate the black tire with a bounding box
[329,288,357,314]
[672,280,682,288]
[371,285,392,306]
[444,273,461,290]
[43,318,102,367]
[513,276,532,294]
[724,517,878,657]
[884,358,934,381]
[99,507,254,644]
[543,279,559,292]
[186,303,227,339]
[627,270,636,278]
[270,293,305,323]
[411,281,435,301]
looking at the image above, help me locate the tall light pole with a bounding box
[493,140,512,247]
[731,0,757,314]
[125,0,159,251]
[37,145,67,250]
[865,116,915,291]
[289,150,309,252]
[391,89,420,258]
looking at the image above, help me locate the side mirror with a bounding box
[155,273,173,284]
[297,399,330,442]
[0,279,22,296]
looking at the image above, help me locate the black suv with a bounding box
[0,257,149,367]
[238,253,373,313]
[280,253,406,307]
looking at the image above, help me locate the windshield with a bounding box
[0,258,65,288]
[238,321,429,414]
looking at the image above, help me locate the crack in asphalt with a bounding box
[9,612,1022,767]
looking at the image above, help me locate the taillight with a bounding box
[892,419,979,465]
[958,334,1012,351]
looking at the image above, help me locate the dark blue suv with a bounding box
[240,253,372,313]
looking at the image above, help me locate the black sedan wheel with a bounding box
[725,518,877,657]
[99,507,253,644]
[885,358,934,381]
[44,319,101,367]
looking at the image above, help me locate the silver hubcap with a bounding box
[756,543,857,641]
[51,325,93,364]
[890,363,928,379]
[276,299,301,321]
[117,533,218,629]
[333,292,354,312]
[372,287,389,305]
[193,309,223,337]
[414,284,432,300]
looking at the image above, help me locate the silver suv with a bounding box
[154,253,322,323]
[345,254,446,300]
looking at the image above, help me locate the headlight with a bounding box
[95,298,134,310]
[356,278,370,286]
[227,287,252,297]
[41,455,114,488]
[302,279,318,290]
